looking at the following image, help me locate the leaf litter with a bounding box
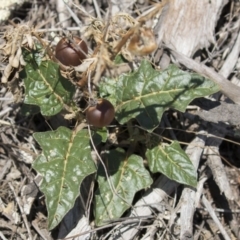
[0,0,240,239]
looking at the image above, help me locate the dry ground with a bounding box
[0,0,240,239]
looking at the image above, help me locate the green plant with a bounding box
[20,43,219,230]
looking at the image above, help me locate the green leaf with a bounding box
[114,54,127,64]
[99,77,118,106]
[22,44,44,66]
[105,60,219,130]
[21,49,75,116]
[94,148,152,226]
[20,103,40,116]
[33,127,96,230]
[95,128,108,143]
[146,141,197,187]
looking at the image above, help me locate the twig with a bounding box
[161,126,240,147]
[0,232,8,240]
[219,18,240,78]
[205,136,234,201]
[92,0,102,19]
[60,216,152,240]
[56,0,69,28]
[8,182,33,240]
[196,207,240,214]
[140,215,161,240]
[32,219,52,240]
[162,114,177,141]
[165,45,240,105]
[63,0,83,29]
[0,97,13,101]
[194,220,205,240]
[92,0,113,86]
[60,215,91,240]
[0,120,34,133]
[103,0,112,42]
[137,0,168,23]
[36,27,86,32]
[87,70,93,99]
[0,157,11,180]
[195,175,209,211]
[179,130,207,240]
[85,179,95,219]
[201,194,231,240]
[0,107,12,117]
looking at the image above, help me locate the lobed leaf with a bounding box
[33,127,96,229]
[21,49,75,116]
[101,60,219,130]
[94,148,152,226]
[146,141,197,187]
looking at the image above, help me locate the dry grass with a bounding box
[0,0,240,239]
